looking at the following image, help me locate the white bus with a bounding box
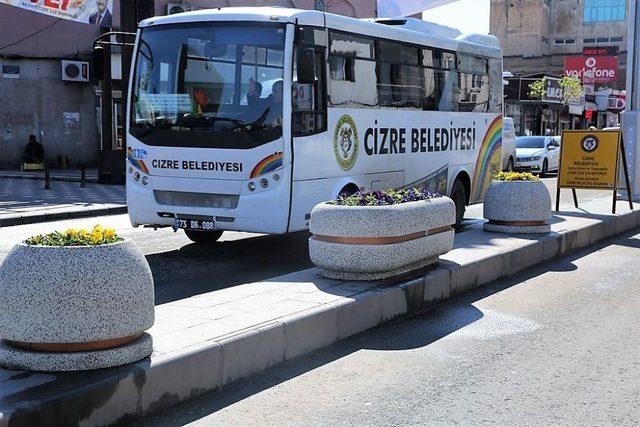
[127,7,503,243]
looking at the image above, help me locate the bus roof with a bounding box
[140,7,501,58]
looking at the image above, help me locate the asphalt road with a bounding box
[145,229,640,426]
[0,177,611,305]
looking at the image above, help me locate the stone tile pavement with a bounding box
[1,195,638,425]
[0,168,98,183]
[0,178,125,227]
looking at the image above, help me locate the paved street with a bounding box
[146,229,640,426]
[0,177,613,305]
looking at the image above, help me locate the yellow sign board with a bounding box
[558,130,621,189]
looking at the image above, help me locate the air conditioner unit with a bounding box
[166,2,192,15]
[61,60,89,82]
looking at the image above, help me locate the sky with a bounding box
[422,0,490,35]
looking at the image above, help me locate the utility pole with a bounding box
[99,26,113,184]
[621,0,640,201]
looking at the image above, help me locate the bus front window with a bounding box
[131,22,286,149]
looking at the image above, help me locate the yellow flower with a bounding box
[91,230,103,244]
[93,224,104,233]
[104,229,116,239]
[79,229,91,239]
[65,228,79,237]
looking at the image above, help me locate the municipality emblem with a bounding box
[581,135,599,152]
[333,115,359,171]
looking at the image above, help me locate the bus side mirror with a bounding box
[296,48,316,85]
[92,46,105,81]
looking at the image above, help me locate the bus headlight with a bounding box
[141,176,149,185]
[273,174,280,182]
[248,181,256,191]
[134,172,141,181]
[260,178,269,188]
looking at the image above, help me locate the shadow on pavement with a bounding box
[148,231,314,304]
[144,228,640,426]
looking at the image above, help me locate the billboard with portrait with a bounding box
[1,0,113,27]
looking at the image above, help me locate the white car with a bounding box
[502,117,516,171]
[515,135,561,176]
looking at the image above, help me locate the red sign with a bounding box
[565,56,618,84]
[582,46,619,56]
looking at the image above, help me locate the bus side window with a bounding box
[293,46,327,136]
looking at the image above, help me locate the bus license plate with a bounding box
[174,219,215,231]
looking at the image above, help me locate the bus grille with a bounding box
[154,190,239,209]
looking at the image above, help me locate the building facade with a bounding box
[0,0,378,169]
[490,0,629,134]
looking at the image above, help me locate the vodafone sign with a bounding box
[564,56,618,84]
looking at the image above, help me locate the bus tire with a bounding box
[184,229,224,244]
[339,184,359,197]
[506,157,514,172]
[450,179,467,228]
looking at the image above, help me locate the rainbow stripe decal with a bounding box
[471,116,503,202]
[127,147,149,174]
[250,152,283,178]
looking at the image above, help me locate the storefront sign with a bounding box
[564,56,618,84]
[542,78,562,103]
[1,0,113,27]
[558,130,620,189]
[582,46,619,56]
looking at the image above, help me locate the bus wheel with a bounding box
[339,184,359,197]
[506,157,514,172]
[450,179,467,228]
[184,229,223,244]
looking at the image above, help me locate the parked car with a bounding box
[502,117,516,171]
[515,135,561,176]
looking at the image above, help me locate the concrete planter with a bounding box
[483,180,552,234]
[0,238,154,371]
[309,197,456,280]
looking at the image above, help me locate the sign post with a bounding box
[557,130,633,213]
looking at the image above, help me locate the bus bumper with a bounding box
[126,174,290,234]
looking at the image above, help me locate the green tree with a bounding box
[528,76,583,105]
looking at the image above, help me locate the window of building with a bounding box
[597,37,609,42]
[565,38,575,44]
[584,0,626,22]
[583,38,596,44]
[610,36,624,42]
[555,39,564,44]
[541,36,549,44]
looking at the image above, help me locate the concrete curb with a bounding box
[0,206,127,227]
[1,207,639,426]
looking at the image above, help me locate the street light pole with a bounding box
[621,0,640,201]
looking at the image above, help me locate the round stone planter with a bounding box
[0,238,154,371]
[483,180,552,234]
[309,197,456,280]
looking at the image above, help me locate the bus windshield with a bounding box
[130,22,286,149]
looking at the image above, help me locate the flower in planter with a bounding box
[493,171,540,182]
[331,188,442,207]
[25,224,119,246]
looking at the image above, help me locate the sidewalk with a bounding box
[0,195,637,425]
[0,178,126,227]
[0,168,99,183]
